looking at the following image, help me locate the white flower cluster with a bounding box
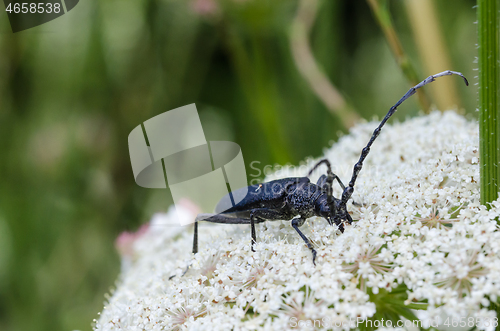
[94,111,500,331]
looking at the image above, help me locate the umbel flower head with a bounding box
[94,112,500,330]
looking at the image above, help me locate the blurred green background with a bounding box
[0,0,477,330]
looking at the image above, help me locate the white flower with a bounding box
[94,112,500,331]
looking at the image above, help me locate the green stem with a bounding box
[225,27,292,164]
[366,0,431,112]
[405,0,462,111]
[289,0,360,128]
[478,0,500,208]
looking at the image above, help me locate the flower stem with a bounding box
[405,0,462,111]
[290,0,360,128]
[477,0,500,208]
[366,0,431,112]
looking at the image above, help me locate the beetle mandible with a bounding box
[192,71,468,265]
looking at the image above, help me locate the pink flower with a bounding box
[115,223,150,258]
[190,0,219,16]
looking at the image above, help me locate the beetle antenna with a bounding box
[341,70,468,204]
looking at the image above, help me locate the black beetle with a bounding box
[193,71,468,265]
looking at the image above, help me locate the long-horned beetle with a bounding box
[193,71,468,265]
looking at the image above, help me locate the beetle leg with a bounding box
[307,159,331,177]
[346,213,353,225]
[310,160,346,211]
[316,174,326,186]
[196,213,266,224]
[309,160,346,190]
[291,217,317,266]
[332,215,345,233]
[193,221,198,254]
[193,211,272,254]
[316,173,346,191]
[250,217,256,252]
[249,208,291,252]
[193,213,247,255]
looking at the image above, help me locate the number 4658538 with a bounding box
[6,2,61,14]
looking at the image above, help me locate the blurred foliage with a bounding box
[0,0,476,330]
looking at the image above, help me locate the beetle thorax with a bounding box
[284,183,324,218]
[314,193,334,219]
